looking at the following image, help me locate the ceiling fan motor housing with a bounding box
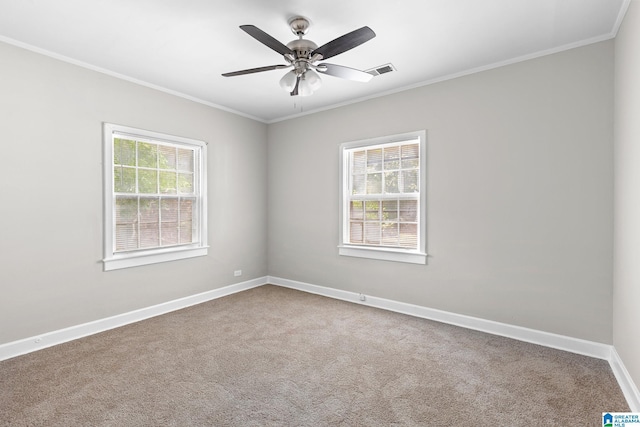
[286,39,318,59]
[286,39,319,74]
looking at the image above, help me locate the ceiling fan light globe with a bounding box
[297,76,314,96]
[279,70,297,92]
[305,69,322,91]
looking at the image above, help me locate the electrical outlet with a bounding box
[234,270,242,277]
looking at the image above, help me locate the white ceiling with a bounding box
[0,0,629,123]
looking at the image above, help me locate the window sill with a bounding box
[103,245,209,271]
[338,245,427,264]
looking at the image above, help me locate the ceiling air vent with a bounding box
[366,63,396,76]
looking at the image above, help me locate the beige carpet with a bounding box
[0,285,629,426]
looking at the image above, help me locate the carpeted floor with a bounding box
[0,285,630,426]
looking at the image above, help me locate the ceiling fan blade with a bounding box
[222,64,290,77]
[313,26,375,60]
[317,63,373,82]
[240,25,294,56]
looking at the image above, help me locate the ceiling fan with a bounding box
[222,17,376,96]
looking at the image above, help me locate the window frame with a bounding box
[338,130,427,264]
[102,123,208,271]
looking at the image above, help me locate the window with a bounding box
[103,123,207,271]
[339,131,426,264]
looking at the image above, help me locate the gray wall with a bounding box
[614,1,640,398]
[268,41,614,343]
[0,41,268,344]
[0,36,619,349]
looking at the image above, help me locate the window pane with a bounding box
[365,201,380,220]
[115,196,138,222]
[384,171,399,193]
[383,146,400,170]
[402,170,419,193]
[178,173,193,194]
[158,145,176,170]
[382,200,398,220]
[180,199,194,244]
[180,198,194,222]
[138,142,157,168]
[364,222,380,244]
[350,200,364,220]
[349,222,363,243]
[159,171,177,194]
[161,199,178,222]
[366,173,382,194]
[115,196,138,252]
[179,221,193,244]
[139,222,159,248]
[399,223,418,248]
[352,174,365,195]
[114,166,136,193]
[115,223,138,251]
[399,200,418,222]
[138,169,157,194]
[367,148,382,172]
[352,150,366,174]
[166,197,192,245]
[139,198,159,223]
[114,138,136,166]
[401,143,419,168]
[178,148,194,172]
[381,222,399,246]
[161,223,179,246]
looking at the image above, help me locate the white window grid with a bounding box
[344,140,421,250]
[338,130,426,264]
[112,138,200,253]
[103,123,208,271]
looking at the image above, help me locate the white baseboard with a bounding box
[0,276,268,362]
[2,274,638,412]
[268,276,640,411]
[268,276,611,359]
[610,347,640,411]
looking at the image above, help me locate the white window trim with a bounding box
[102,123,208,271]
[338,130,427,264]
